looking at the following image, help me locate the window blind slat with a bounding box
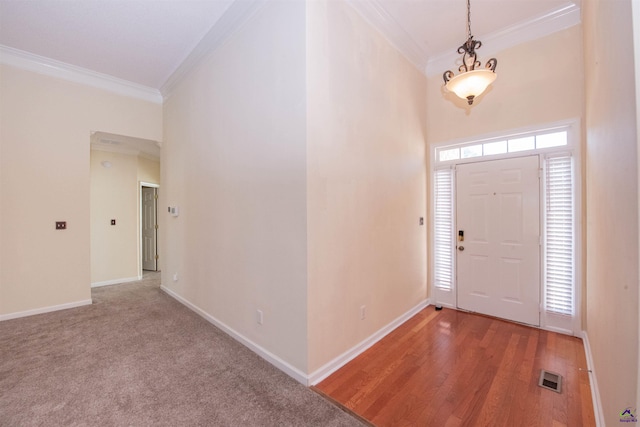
[434,168,454,290]
[545,155,574,315]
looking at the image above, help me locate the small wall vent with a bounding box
[538,370,562,393]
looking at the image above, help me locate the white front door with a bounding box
[142,186,157,271]
[456,156,540,326]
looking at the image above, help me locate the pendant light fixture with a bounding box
[443,0,497,105]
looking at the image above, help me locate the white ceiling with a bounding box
[0,0,579,90]
[0,0,235,88]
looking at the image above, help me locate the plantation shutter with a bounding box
[434,168,454,290]
[544,155,574,315]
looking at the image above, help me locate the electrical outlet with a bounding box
[257,309,264,325]
[419,217,424,226]
[360,305,366,320]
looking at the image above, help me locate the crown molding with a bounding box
[346,2,580,78]
[0,45,162,104]
[346,0,428,72]
[426,4,581,77]
[160,0,269,100]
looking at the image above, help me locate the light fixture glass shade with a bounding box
[445,69,496,104]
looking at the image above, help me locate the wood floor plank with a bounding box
[315,307,595,427]
[506,332,540,426]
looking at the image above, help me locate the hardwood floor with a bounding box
[314,307,595,427]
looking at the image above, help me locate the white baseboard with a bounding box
[160,285,309,385]
[580,331,605,426]
[161,285,429,387]
[91,276,141,288]
[307,298,430,386]
[0,299,93,322]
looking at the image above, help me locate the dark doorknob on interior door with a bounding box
[458,246,465,251]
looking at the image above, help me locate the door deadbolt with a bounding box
[458,246,465,251]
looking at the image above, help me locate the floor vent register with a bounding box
[538,370,562,393]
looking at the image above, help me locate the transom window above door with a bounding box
[435,126,571,164]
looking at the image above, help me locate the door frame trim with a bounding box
[140,181,160,277]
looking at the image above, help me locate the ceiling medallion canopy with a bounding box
[443,0,497,105]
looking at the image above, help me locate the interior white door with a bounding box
[142,186,157,271]
[456,156,540,326]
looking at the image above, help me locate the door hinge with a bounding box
[155,194,158,200]
[155,224,159,229]
[155,255,159,260]
[539,236,543,246]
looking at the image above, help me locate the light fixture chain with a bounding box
[467,0,472,39]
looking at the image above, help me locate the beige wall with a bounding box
[583,0,639,423]
[162,1,308,371]
[90,150,138,283]
[306,0,428,372]
[162,0,428,376]
[426,26,584,316]
[0,64,162,316]
[90,151,160,284]
[8,9,635,420]
[426,25,585,320]
[426,25,584,145]
[138,156,160,184]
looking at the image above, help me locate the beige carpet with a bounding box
[0,273,363,426]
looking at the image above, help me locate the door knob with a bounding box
[458,246,465,251]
